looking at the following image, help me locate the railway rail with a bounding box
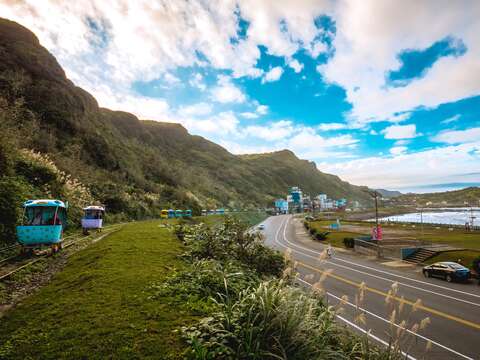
[0,224,123,282]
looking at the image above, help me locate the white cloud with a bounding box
[210,75,246,103]
[189,73,206,91]
[178,102,212,117]
[240,112,259,119]
[240,103,268,119]
[244,120,294,141]
[286,128,358,159]
[432,127,480,144]
[320,142,480,190]
[262,66,284,83]
[164,73,180,85]
[237,123,358,159]
[309,40,329,58]
[287,59,303,73]
[390,146,408,155]
[219,140,275,155]
[381,124,418,139]
[256,104,268,115]
[0,0,331,102]
[317,123,347,131]
[318,1,480,125]
[441,114,461,125]
[92,85,171,121]
[181,111,239,136]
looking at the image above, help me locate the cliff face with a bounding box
[0,17,371,214]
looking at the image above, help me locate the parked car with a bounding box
[423,262,471,282]
[257,224,265,230]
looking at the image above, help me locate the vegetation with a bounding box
[425,250,480,270]
[0,215,411,359]
[343,237,355,248]
[391,187,480,206]
[307,221,363,248]
[0,221,194,359]
[163,217,404,359]
[0,17,371,245]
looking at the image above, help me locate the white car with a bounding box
[257,224,265,230]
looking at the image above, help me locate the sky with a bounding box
[1,0,480,193]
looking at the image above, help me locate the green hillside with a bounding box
[0,18,371,242]
[391,187,480,206]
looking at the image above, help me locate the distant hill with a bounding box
[392,187,480,206]
[374,189,402,198]
[0,17,371,239]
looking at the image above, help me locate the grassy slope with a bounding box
[425,250,480,269]
[0,220,194,359]
[392,187,480,206]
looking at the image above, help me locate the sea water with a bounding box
[377,208,479,226]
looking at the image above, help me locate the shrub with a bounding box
[182,279,399,360]
[0,177,35,244]
[182,217,286,277]
[343,237,355,248]
[303,221,309,229]
[309,227,317,235]
[153,259,260,311]
[315,232,329,241]
[183,280,341,359]
[473,256,480,274]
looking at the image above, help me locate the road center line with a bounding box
[271,215,479,359]
[296,260,480,330]
[296,277,474,360]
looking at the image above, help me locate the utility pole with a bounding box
[366,190,381,258]
[420,207,424,245]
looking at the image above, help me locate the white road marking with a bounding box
[271,216,477,360]
[296,277,474,360]
[281,217,480,302]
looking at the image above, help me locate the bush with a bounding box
[153,259,260,311]
[182,217,286,277]
[303,221,309,229]
[309,227,317,235]
[472,256,480,275]
[182,279,398,360]
[0,177,34,244]
[183,280,341,359]
[315,232,329,241]
[343,237,355,248]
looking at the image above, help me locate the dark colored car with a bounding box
[423,262,471,282]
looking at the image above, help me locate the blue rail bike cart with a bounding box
[16,199,68,254]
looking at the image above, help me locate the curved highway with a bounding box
[261,215,480,360]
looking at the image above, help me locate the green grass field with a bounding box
[0,212,267,359]
[312,218,480,250]
[0,220,194,359]
[307,221,363,248]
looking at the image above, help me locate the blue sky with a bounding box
[2,1,480,194]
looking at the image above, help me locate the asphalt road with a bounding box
[260,214,480,360]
